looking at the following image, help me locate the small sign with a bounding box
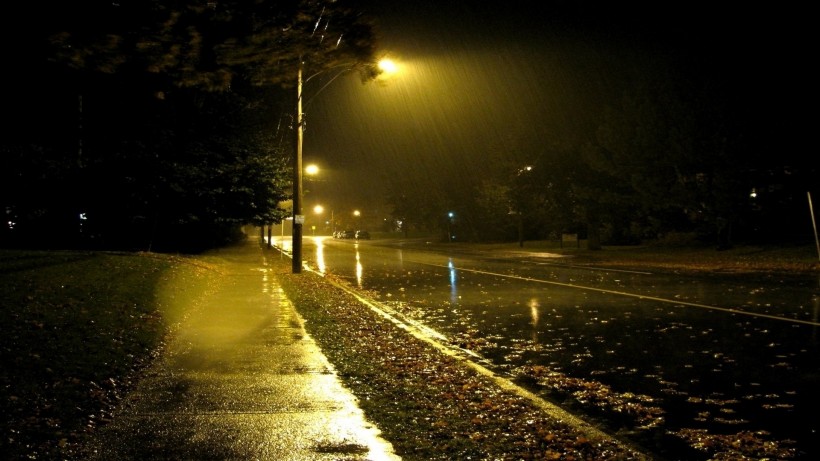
[294,215,305,224]
[561,233,579,248]
[561,233,578,242]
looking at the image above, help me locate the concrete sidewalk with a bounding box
[82,241,399,460]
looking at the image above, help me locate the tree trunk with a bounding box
[586,209,602,250]
[716,216,732,250]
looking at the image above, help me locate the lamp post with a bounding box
[292,58,397,273]
[292,62,306,273]
[313,204,324,235]
[312,204,335,235]
[353,210,361,231]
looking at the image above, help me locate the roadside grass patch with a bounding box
[0,250,220,459]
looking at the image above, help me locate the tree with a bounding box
[465,134,544,243]
[4,1,381,251]
[49,0,380,92]
[592,72,742,245]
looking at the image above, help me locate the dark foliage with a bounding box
[1,1,380,253]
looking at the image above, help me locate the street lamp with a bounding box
[314,205,336,235]
[292,59,397,273]
[353,210,361,229]
[313,204,337,236]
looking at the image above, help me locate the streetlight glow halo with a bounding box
[378,58,398,74]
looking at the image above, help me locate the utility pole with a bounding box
[292,61,304,273]
[809,191,819,262]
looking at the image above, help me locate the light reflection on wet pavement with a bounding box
[300,237,820,460]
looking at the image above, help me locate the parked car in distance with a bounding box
[355,230,370,240]
[337,230,355,239]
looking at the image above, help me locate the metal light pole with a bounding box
[292,62,305,273]
[291,58,397,273]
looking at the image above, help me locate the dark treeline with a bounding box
[4,69,292,252]
[1,0,379,253]
[384,78,816,249]
[379,6,815,249]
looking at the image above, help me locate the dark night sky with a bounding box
[300,1,814,218]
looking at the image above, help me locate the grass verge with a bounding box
[0,249,221,459]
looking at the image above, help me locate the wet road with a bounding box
[282,236,820,460]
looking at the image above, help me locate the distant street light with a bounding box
[352,209,363,233]
[313,204,337,236]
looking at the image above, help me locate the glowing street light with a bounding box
[313,204,336,236]
[378,58,397,74]
[292,59,398,272]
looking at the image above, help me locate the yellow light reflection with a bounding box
[529,298,541,343]
[529,298,540,326]
[448,258,458,304]
[355,244,363,288]
[266,289,401,461]
[313,236,327,274]
[278,222,293,253]
[279,239,292,252]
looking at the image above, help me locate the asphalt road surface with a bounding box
[281,236,820,460]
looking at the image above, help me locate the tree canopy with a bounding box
[2,0,381,252]
[48,0,380,91]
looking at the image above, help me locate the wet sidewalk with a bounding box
[82,241,399,460]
